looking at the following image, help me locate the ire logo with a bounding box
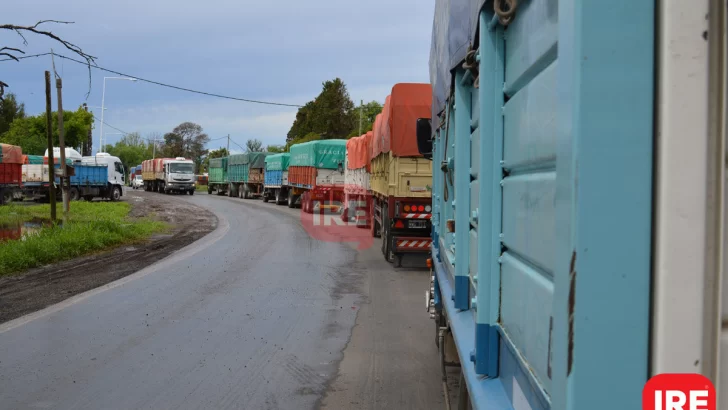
[643,374,715,410]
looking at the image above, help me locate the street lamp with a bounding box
[99,76,137,153]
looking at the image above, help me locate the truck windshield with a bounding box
[135,175,142,180]
[170,163,194,174]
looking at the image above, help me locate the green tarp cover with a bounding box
[229,152,268,167]
[27,155,44,164]
[289,140,346,169]
[228,154,246,166]
[265,153,290,171]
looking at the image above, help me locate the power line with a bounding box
[2,52,304,108]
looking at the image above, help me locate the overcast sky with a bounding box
[2,0,435,154]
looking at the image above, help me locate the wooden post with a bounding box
[56,77,69,217]
[44,71,56,221]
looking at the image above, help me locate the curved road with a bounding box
[0,191,445,409]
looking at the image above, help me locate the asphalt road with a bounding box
[0,190,445,410]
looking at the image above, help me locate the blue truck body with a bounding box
[264,170,283,187]
[69,164,108,187]
[426,1,654,409]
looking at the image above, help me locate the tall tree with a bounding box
[162,132,184,157]
[246,138,263,152]
[0,106,93,154]
[286,78,356,141]
[347,100,383,137]
[160,122,210,172]
[0,93,25,135]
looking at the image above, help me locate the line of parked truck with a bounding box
[0,144,127,205]
[157,83,434,266]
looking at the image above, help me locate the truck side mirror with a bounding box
[337,162,343,174]
[416,118,433,160]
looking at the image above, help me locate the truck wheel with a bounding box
[263,192,269,203]
[84,195,94,202]
[189,189,194,196]
[287,191,295,208]
[208,186,213,194]
[228,184,235,198]
[69,188,80,201]
[382,205,394,263]
[1,189,12,205]
[243,185,249,199]
[111,187,122,202]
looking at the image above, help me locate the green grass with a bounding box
[195,184,208,192]
[0,202,167,276]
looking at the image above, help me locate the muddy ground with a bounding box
[0,188,217,324]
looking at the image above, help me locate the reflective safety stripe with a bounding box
[404,213,432,219]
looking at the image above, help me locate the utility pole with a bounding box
[83,103,92,156]
[358,99,363,136]
[227,134,230,155]
[152,134,157,159]
[56,76,69,218]
[44,71,56,221]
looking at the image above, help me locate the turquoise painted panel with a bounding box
[471,128,480,180]
[500,251,553,393]
[501,172,556,273]
[503,62,558,172]
[551,1,655,409]
[504,0,558,96]
[469,229,478,286]
[470,179,480,230]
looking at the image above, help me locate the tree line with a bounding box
[285,78,382,149]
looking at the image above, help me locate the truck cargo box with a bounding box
[0,163,21,185]
[264,153,290,188]
[370,155,432,198]
[289,140,346,188]
[22,164,45,184]
[345,133,371,195]
[70,165,108,186]
[208,157,228,184]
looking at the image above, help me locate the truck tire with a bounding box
[1,189,12,205]
[228,184,236,198]
[69,187,80,201]
[208,186,213,194]
[111,186,122,202]
[263,192,269,203]
[189,189,194,196]
[382,205,394,263]
[243,185,250,199]
[275,189,283,205]
[287,191,295,208]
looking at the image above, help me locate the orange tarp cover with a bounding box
[371,113,384,161]
[346,134,368,170]
[0,143,23,164]
[383,83,432,157]
[364,131,373,171]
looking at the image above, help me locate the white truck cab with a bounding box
[163,157,195,195]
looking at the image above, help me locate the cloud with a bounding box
[4,0,436,154]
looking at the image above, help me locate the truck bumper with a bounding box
[166,184,194,192]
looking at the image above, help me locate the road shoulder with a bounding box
[0,190,217,324]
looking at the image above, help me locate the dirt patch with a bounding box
[0,189,217,324]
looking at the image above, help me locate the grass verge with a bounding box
[0,202,167,276]
[195,184,208,192]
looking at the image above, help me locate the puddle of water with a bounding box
[0,219,59,243]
